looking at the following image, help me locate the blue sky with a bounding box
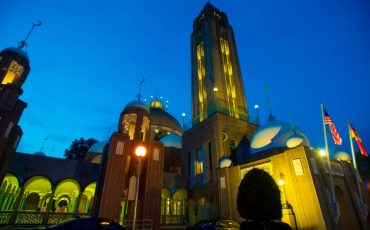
[1,0,370,158]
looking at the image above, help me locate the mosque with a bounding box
[0,3,369,230]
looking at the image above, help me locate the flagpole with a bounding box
[348,121,358,170]
[321,104,337,219]
[348,121,366,217]
[321,105,336,199]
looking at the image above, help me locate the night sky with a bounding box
[1,0,370,158]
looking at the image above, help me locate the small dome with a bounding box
[88,141,108,154]
[219,156,233,168]
[124,100,150,113]
[2,47,29,61]
[250,121,309,154]
[160,134,182,149]
[334,151,351,162]
[33,151,46,156]
[149,99,164,110]
[286,133,305,148]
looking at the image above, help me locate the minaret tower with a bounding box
[191,2,248,124]
[183,3,257,219]
[0,22,40,182]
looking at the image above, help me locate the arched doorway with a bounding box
[335,186,361,229]
[54,179,80,213]
[0,173,20,210]
[78,182,96,214]
[22,176,52,211]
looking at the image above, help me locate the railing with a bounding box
[0,210,90,226]
[183,105,260,132]
[160,214,187,225]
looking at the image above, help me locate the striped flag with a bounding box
[349,123,368,157]
[324,109,342,145]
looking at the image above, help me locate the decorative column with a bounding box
[9,188,25,224]
[73,192,82,217]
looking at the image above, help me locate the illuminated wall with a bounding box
[217,146,370,229]
[196,42,207,122]
[220,38,238,119]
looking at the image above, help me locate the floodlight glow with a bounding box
[319,149,326,157]
[278,179,285,186]
[254,104,259,109]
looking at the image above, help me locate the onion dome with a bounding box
[83,141,109,164]
[33,151,46,157]
[149,99,164,110]
[250,120,309,154]
[160,134,182,149]
[123,100,150,113]
[219,156,233,168]
[2,47,29,62]
[334,151,351,162]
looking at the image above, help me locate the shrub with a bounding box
[237,168,282,222]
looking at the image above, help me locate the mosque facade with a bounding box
[0,3,369,229]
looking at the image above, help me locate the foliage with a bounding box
[237,168,282,222]
[64,138,98,160]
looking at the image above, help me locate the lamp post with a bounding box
[133,146,147,230]
[181,113,186,130]
[254,104,260,125]
[278,174,298,229]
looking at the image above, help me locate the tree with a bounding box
[64,138,98,160]
[237,168,291,229]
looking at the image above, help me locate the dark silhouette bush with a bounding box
[237,168,285,225]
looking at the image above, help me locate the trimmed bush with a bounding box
[237,168,282,222]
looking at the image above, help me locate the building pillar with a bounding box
[73,192,82,216]
[42,189,55,225]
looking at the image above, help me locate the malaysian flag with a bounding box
[324,109,342,145]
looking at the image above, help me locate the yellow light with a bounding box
[319,149,326,157]
[278,179,285,186]
[99,221,110,225]
[213,87,218,92]
[135,146,147,157]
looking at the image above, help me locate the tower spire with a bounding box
[18,20,42,49]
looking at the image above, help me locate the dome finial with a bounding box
[136,77,145,101]
[18,20,42,49]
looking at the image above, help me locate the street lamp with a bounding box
[133,145,147,230]
[254,104,260,125]
[181,113,186,130]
